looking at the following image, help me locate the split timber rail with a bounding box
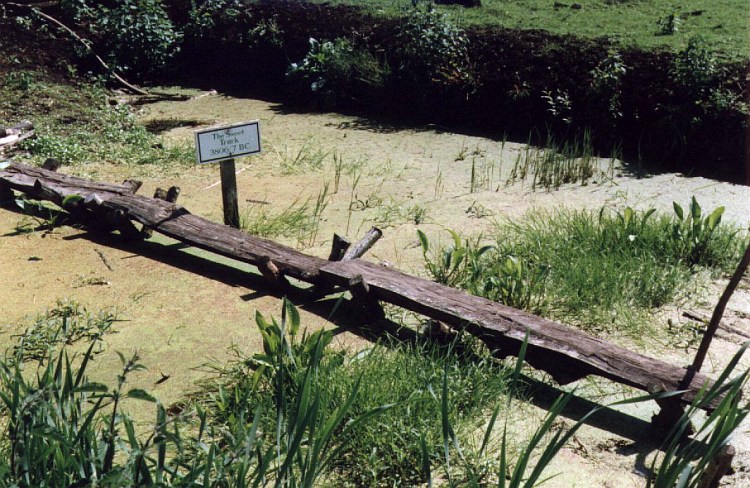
[0,161,721,417]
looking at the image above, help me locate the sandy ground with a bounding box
[2,89,750,486]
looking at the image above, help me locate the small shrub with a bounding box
[392,6,473,95]
[3,70,38,91]
[656,13,680,36]
[672,36,718,98]
[60,0,180,80]
[591,49,627,120]
[247,17,284,49]
[21,134,87,165]
[184,0,244,43]
[287,37,388,108]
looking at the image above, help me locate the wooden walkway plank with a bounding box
[320,259,712,405]
[0,161,718,409]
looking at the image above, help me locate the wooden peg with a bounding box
[348,274,385,321]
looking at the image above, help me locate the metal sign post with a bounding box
[194,121,261,228]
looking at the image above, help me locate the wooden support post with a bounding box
[0,182,13,204]
[111,209,143,241]
[692,241,750,372]
[424,319,458,344]
[328,233,351,261]
[349,274,385,321]
[122,179,143,194]
[220,158,240,229]
[166,186,181,203]
[697,444,735,488]
[41,158,60,172]
[648,381,691,435]
[258,256,290,291]
[342,226,382,261]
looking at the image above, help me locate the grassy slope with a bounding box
[312,0,749,60]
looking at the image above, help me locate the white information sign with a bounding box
[194,121,261,164]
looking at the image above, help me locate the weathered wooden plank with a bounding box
[0,161,720,409]
[0,162,326,281]
[319,259,715,406]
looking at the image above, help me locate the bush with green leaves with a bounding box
[184,0,245,43]
[287,37,388,108]
[60,0,179,80]
[671,36,717,99]
[591,49,627,120]
[392,6,473,94]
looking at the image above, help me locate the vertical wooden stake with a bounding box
[692,240,750,372]
[220,158,240,228]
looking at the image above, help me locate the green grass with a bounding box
[239,183,329,247]
[310,0,749,61]
[1,300,748,487]
[420,200,746,338]
[0,70,193,168]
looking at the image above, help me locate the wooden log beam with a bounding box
[342,226,382,261]
[327,233,351,261]
[0,161,722,410]
[319,259,718,407]
[0,162,326,282]
[0,121,33,138]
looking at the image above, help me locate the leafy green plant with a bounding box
[480,255,549,312]
[59,0,180,80]
[12,195,69,233]
[671,197,728,267]
[671,36,717,99]
[21,134,86,165]
[591,49,627,120]
[541,89,573,125]
[426,205,745,336]
[320,337,512,486]
[0,325,157,485]
[392,5,473,94]
[656,13,680,36]
[287,37,388,108]
[12,299,117,362]
[418,229,474,288]
[16,87,191,167]
[184,0,244,42]
[3,70,38,91]
[248,17,284,50]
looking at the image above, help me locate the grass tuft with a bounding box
[420,201,746,337]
